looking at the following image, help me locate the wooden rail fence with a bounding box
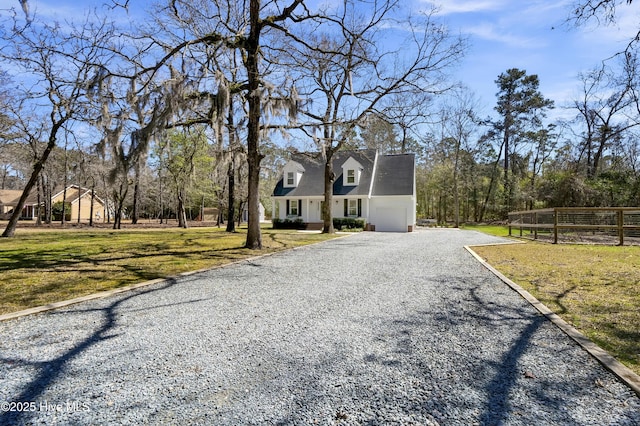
[508,207,640,246]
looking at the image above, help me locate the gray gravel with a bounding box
[1,228,639,425]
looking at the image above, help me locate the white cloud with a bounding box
[425,0,507,15]
[463,22,546,49]
[576,10,640,48]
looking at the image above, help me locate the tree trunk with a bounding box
[159,173,164,224]
[131,162,140,224]
[177,190,188,228]
[502,126,512,217]
[45,180,52,224]
[36,175,43,226]
[590,132,608,178]
[61,181,68,226]
[106,195,111,224]
[217,210,222,227]
[226,96,237,232]
[113,209,120,229]
[479,150,503,223]
[200,194,205,222]
[237,201,245,227]
[472,186,478,222]
[244,0,263,249]
[246,153,262,247]
[77,184,82,224]
[113,183,128,230]
[453,141,460,228]
[113,198,122,229]
[89,185,95,226]
[226,158,236,232]
[322,159,335,233]
[2,127,62,237]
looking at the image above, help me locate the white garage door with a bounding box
[375,207,407,232]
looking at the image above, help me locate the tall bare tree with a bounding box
[157,127,211,228]
[1,12,115,237]
[285,1,465,232]
[133,0,308,248]
[574,55,640,178]
[432,92,481,227]
[570,0,639,52]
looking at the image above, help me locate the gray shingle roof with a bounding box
[372,153,415,196]
[272,150,414,197]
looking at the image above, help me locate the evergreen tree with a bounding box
[494,68,553,214]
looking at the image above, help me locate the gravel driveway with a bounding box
[1,229,639,425]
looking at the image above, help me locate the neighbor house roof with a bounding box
[0,190,23,205]
[0,185,105,207]
[0,188,40,206]
[272,149,414,198]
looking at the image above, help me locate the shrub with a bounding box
[272,218,305,229]
[333,217,365,231]
[52,201,71,221]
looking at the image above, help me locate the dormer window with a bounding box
[341,157,363,186]
[283,160,305,188]
[346,169,355,184]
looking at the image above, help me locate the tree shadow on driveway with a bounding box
[352,279,637,424]
[0,277,209,425]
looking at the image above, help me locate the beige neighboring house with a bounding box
[0,185,108,222]
[0,189,24,219]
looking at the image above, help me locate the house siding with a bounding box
[69,193,105,222]
[369,195,415,232]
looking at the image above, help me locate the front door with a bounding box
[309,200,321,222]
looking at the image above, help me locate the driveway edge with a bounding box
[465,244,640,397]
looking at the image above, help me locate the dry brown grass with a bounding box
[472,241,640,375]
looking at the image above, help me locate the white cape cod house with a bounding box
[272,149,416,232]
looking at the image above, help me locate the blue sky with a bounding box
[425,0,639,119]
[5,0,639,122]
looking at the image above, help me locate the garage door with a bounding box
[375,207,407,232]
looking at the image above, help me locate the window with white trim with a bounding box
[344,198,362,217]
[287,172,294,186]
[348,199,357,216]
[288,199,299,216]
[346,169,355,184]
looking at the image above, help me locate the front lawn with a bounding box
[0,227,339,315]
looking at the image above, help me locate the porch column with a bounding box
[303,199,308,222]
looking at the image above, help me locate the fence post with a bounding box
[534,212,538,240]
[553,209,558,244]
[618,209,624,246]
[519,213,523,237]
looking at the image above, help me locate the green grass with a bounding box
[0,227,339,315]
[471,233,640,376]
[461,224,512,238]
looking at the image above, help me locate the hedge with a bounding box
[333,217,365,231]
[272,217,365,230]
[272,218,306,229]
